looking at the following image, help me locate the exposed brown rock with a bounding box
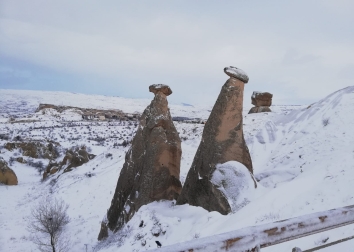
[149,84,172,96]
[42,146,95,179]
[50,167,59,174]
[98,84,182,240]
[0,158,18,185]
[176,66,253,215]
[251,91,273,107]
[97,222,109,241]
[4,142,16,151]
[248,106,272,114]
[16,157,27,164]
[5,141,60,160]
[248,91,273,114]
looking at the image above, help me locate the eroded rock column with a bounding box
[176,66,253,215]
[248,91,273,113]
[98,84,182,240]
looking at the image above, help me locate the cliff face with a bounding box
[177,67,253,215]
[98,85,182,239]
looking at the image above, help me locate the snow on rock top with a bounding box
[224,66,249,83]
[251,91,269,98]
[211,161,257,213]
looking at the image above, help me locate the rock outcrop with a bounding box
[176,66,254,215]
[98,84,182,240]
[42,146,95,179]
[5,141,60,160]
[0,157,18,185]
[36,104,137,121]
[248,91,273,114]
[248,106,271,113]
[16,157,27,164]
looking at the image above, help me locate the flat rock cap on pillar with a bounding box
[149,84,172,96]
[224,66,249,83]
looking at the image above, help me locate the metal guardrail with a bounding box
[148,205,354,252]
[302,235,354,251]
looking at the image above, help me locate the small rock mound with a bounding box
[42,146,95,179]
[249,91,273,114]
[0,157,18,185]
[16,157,27,164]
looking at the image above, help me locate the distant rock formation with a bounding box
[42,146,95,179]
[36,104,138,121]
[248,91,273,114]
[176,66,254,215]
[0,157,18,185]
[98,84,182,240]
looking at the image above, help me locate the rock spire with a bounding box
[98,84,182,240]
[248,91,273,114]
[176,66,254,215]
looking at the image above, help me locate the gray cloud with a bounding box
[0,1,353,106]
[282,48,321,66]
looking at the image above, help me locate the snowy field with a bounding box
[0,88,353,252]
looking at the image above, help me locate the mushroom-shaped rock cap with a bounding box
[149,84,172,96]
[224,66,249,83]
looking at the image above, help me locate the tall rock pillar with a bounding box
[176,66,253,215]
[98,84,182,240]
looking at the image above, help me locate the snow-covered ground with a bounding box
[0,88,353,252]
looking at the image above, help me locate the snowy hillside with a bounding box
[0,89,213,121]
[0,88,353,252]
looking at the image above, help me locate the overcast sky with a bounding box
[1,1,354,106]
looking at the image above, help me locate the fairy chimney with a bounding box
[248,91,273,114]
[98,84,182,240]
[176,66,253,215]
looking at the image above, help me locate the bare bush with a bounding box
[255,212,280,223]
[322,118,330,127]
[27,159,45,174]
[27,198,71,252]
[9,156,15,166]
[0,134,10,140]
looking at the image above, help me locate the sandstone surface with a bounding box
[42,146,95,179]
[0,157,18,185]
[248,106,272,114]
[249,91,273,114]
[176,67,253,215]
[5,141,60,159]
[98,84,182,239]
[251,91,273,107]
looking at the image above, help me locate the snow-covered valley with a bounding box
[1,88,353,252]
